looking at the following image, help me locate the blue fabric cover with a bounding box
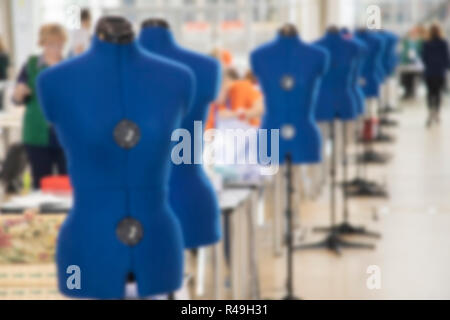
[371,32,387,83]
[139,27,222,249]
[341,29,369,115]
[37,37,195,299]
[314,31,360,121]
[378,30,399,77]
[355,30,384,98]
[251,34,328,165]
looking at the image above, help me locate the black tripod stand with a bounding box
[374,95,396,143]
[296,121,375,255]
[379,80,400,127]
[316,122,380,238]
[282,153,300,300]
[347,115,389,198]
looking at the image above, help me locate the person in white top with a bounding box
[69,8,92,56]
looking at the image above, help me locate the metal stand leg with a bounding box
[315,122,381,239]
[282,154,300,300]
[273,169,284,256]
[297,121,375,255]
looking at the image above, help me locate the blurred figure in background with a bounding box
[400,25,426,100]
[211,47,233,68]
[219,69,263,127]
[12,24,68,190]
[206,67,239,130]
[0,36,9,111]
[206,67,263,129]
[421,23,450,128]
[69,8,92,56]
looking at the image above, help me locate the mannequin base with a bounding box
[374,132,396,143]
[282,294,302,300]
[345,180,388,198]
[314,222,381,239]
[343,177,375,188]
[295,232,375,255]
[379,117,398,127]
[381,105,400,114]
[357,150,391,164]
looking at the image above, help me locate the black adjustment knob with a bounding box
[281,75,295,91]
[114,120,141,149]
[281,124,296,140]
[116,218,143,246]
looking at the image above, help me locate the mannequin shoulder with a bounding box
[138,50,195,86]
[308,43,330,62]
[174,48,221,83]
[346,39,362,57]
[251,40,278,60]
[37,57,83,87]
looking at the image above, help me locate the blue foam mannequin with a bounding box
[371,32,387,83]
[251,33,328,165]
[354,30,385,98]
[37,37,195,299]
[314,31,360,122]
[378,30,399,77]
[341,29,369,116]
[139,26,222,249]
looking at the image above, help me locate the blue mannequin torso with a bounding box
[314,31,360,121]
[138,26,222,249]
[378,30,399,78]
[355,30,384,98]
[251,34,328,165]
[341,30,369,116]
[372,32,387,83]
[37,37,195,299]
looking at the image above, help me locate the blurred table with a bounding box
[0,213,65,300]
[0,110,23,155]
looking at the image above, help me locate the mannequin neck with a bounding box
[90,35,139,59]
[276,32,300,45]
[95,16,135,44]
[340,28,351,36]
[326,29,341,39]
[139,26,175,49]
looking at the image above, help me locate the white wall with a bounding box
[325,0,356,29]
[300,0,323,41]
[11,0,40,68]
[0,0,12,53]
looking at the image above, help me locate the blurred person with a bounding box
[421,23,450,127]
[12,24,68,190]
[69,8,92,56]
[211,48,233,68]
[206,67,239,130]
[218,68,264,127]
[400,26,425,99]
[0,35,9,111]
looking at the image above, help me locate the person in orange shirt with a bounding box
[226,70,264,127]
[206,68,264,129]
[205,68,239,130]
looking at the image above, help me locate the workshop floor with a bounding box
[259,98,450,300]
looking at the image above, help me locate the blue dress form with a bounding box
[371,32,387,83]
[314,30,360,122]
[251,31,328,165]
[341,29,369,116]
[37,18,195,299]
[378,30,399,78]
[355,29,384,98]
[139,23,222,249]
